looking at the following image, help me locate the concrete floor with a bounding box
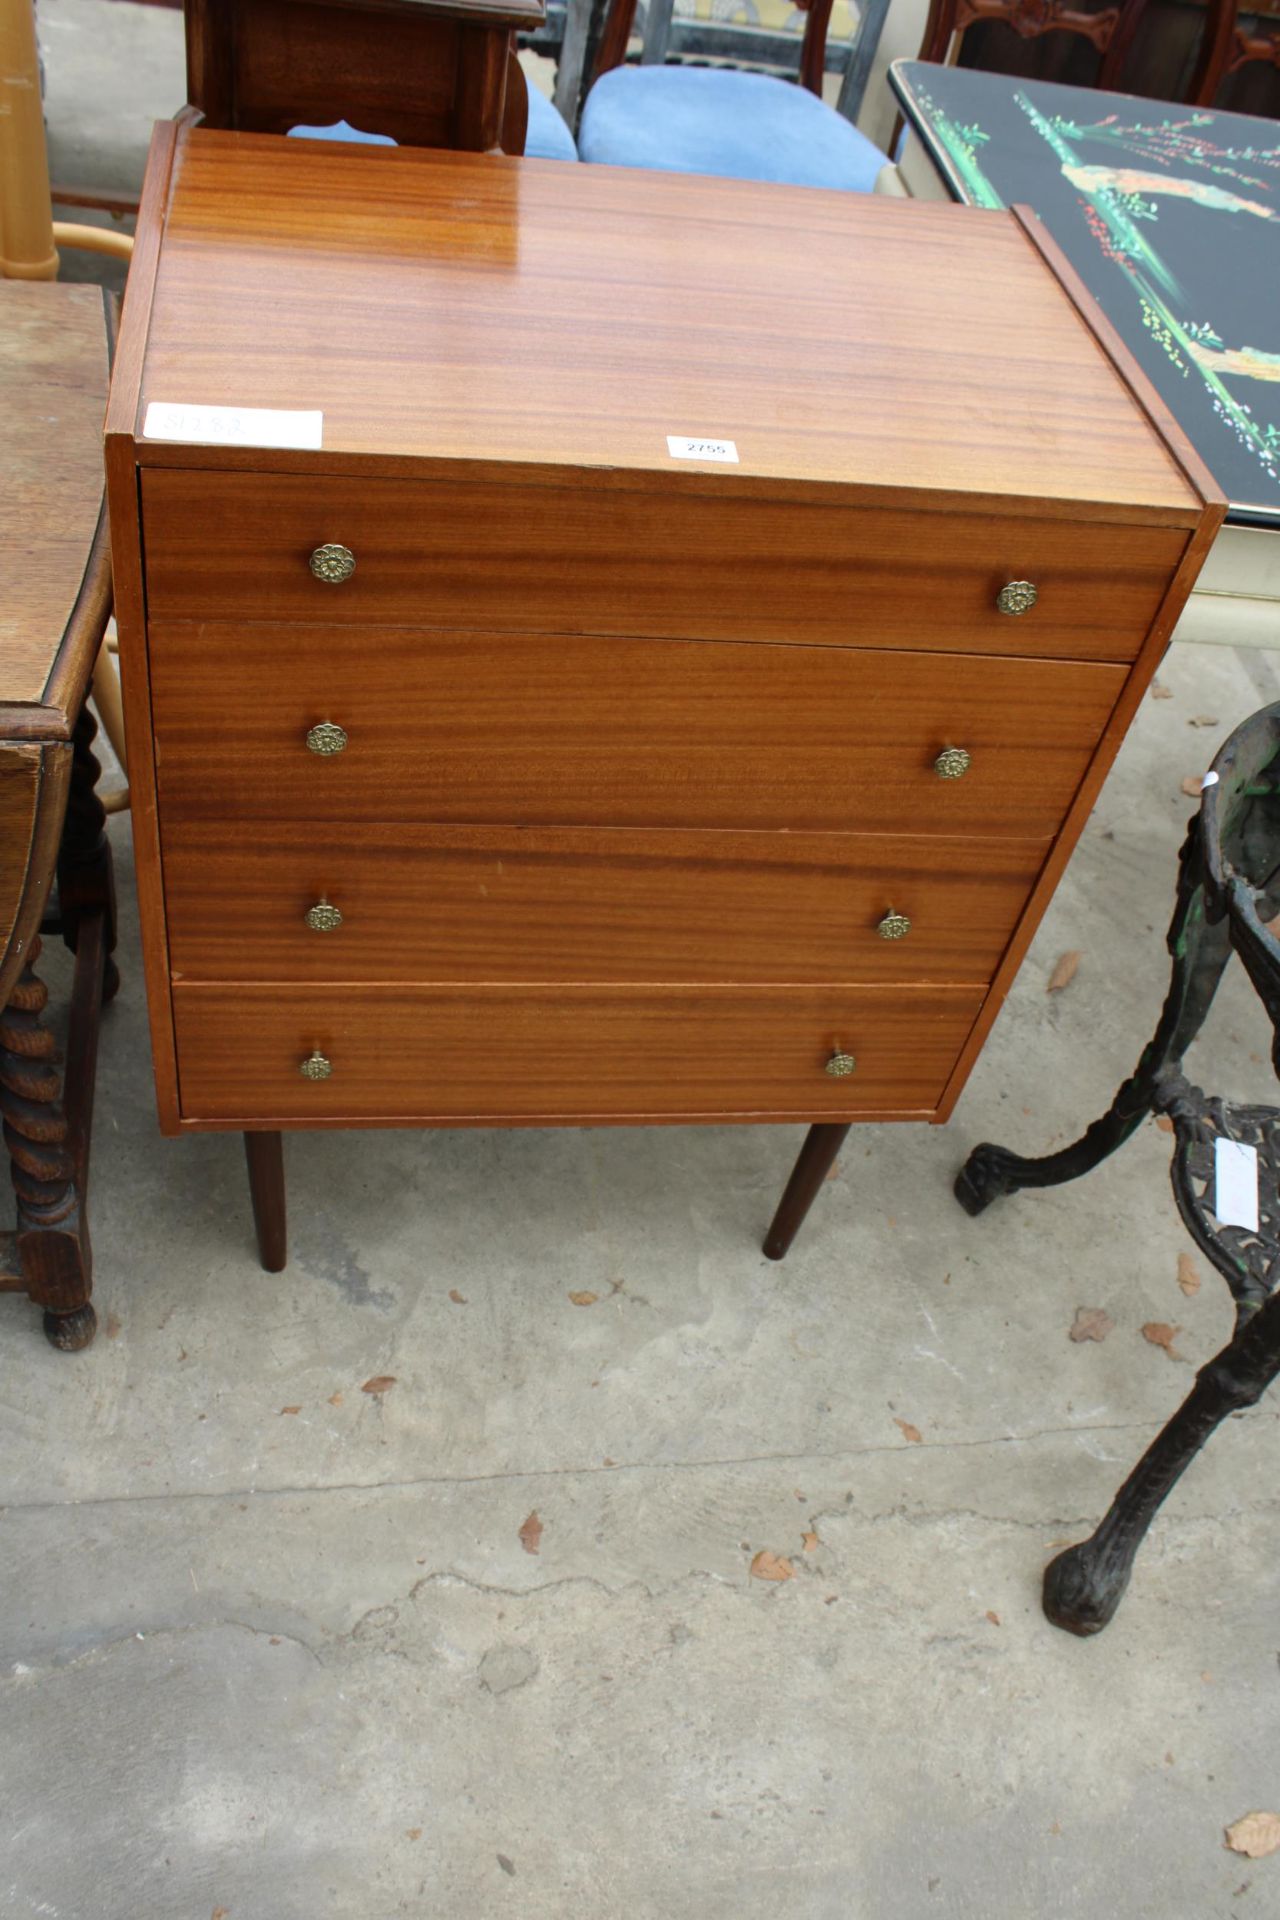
[9,5,1280,1915]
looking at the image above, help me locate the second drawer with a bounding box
[148,625,1126,837]
[163,823,1047,984]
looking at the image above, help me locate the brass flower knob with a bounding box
[299,1051,333,1081]
[309,543,355,585]
[305,899,343,933]
[825,1048,857,1078]
[306,721,348,756]
[877,911,911,941]
[996,580,1037,616]
[934,746,971,780]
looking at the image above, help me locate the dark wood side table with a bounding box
[182,0,547,154]
[0,283,119,1351]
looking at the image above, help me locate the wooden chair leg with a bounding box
[763,1122,851,1260]
[244,1131,287,1272]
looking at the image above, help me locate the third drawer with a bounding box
[162,822,1048,984]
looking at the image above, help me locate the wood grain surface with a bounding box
[123,128,1201,517]
[162,821,1047,985]
[147,624,1126,835]
[171,981,986,1124]
[935,478,1228,1121]
[141,470,1188,662]
[1,284,110,711]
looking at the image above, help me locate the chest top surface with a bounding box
[113,125,1204,522]
[2,282,110,715]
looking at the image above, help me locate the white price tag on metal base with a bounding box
[1214,1137,1259,1231]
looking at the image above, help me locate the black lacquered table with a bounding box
[890,62,1280,566]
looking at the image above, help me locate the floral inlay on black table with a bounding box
[891,61,1280,525]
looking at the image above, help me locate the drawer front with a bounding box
[149,625,1125,837]
[140,470,1184,663]
[164,822,1045,985]
[171,983,987,1122]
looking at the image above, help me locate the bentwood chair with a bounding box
[956,703,1280,1634]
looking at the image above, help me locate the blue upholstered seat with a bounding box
[287,84,578,161]
[578,65,887,190]
[525,85,580,162]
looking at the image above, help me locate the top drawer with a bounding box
[140,471,1185,664]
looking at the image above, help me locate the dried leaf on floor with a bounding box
[1069,1307,1114,1344]
[1150,680,1174,700]
[1181,775,1204,798]
[280,1405,301,1416]
[1188,715,1220,728]
[1177,1253,1201,1297]
[825,1159,842,1181]
[448,1289,467,1305]
[985,1610,1001,1626]
[212,1909,229,1920]
[568,1290,598,1307]
[328,1391,343,1407]
[1225,1812,1280,1859]
[749,1549,795,1582]
[1155,1114,1175,1133]
[1047,951,1082,993]
[894,1418,923,1444]
[802,1531,820,1552]
[518,1510,543,1555]
[361,1375,397,1396]
[1142,1322,1182,1359]
[104,1311,122,1339]
[406,1828,422,1841]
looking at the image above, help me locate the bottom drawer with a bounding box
[171,983,987,1125]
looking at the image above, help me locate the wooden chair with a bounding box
[181,0,578,160]
[916,0,1152,92]
[1192,0,1280,106]
[576,0,890,187]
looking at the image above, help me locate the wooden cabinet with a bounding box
[106,123,1222,1264]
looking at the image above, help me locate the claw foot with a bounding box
[954,1143,1023,1217]
[1042,1537,1132,1637]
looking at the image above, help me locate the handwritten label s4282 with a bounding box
[143,402,324,450]
[666,435,739,464]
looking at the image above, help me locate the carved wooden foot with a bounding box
[763,1123,851,1260]
[244,1131,287,1272]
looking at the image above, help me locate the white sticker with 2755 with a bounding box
[667,435,739,464]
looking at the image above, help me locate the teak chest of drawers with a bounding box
[106,123,1223,1268]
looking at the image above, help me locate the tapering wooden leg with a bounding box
[763,1123,851,1260]
[244,1131,287,1272]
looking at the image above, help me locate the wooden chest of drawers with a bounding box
[105,123,1222,1263]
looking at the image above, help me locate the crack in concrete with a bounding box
[1,1409,1277,1519]
[2,1618,324,1680]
